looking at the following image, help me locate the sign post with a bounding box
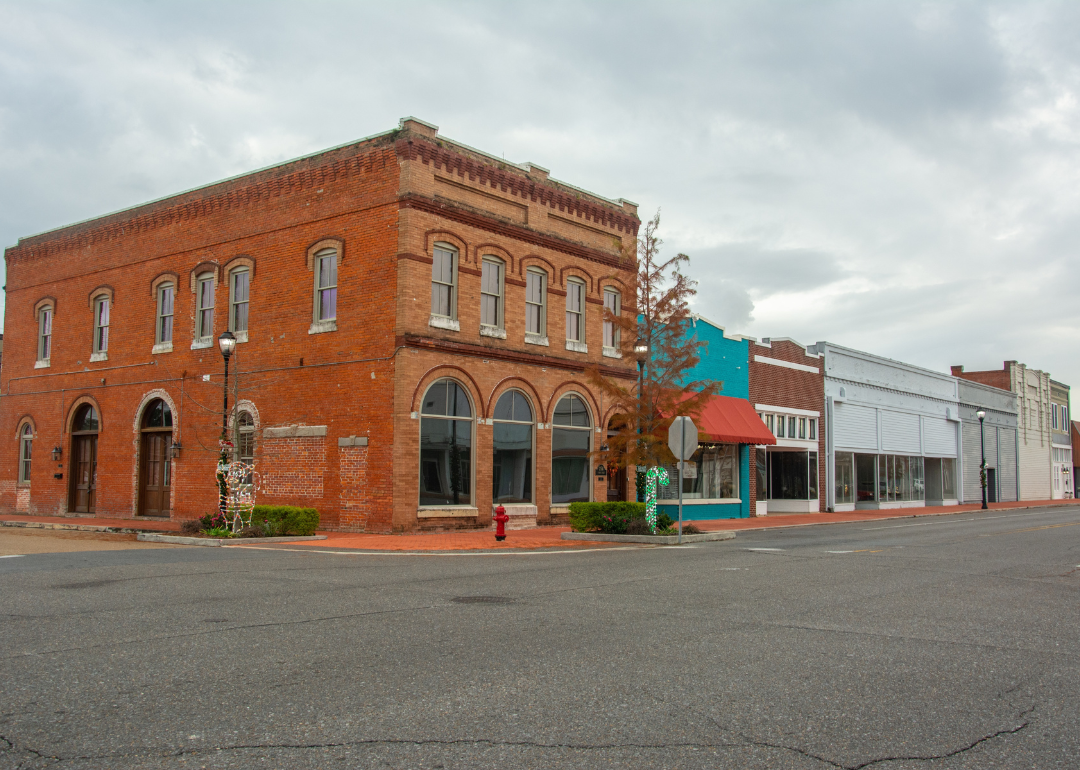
[667,416,699,544]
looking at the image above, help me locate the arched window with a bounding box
[70,404,100,514]
[229,268,250,338]
[73,404,100,433]
[552,394,592,504]
[18,423,33,483]
[419,379,473,506]
[236,411,255,465]
[493,390,533,504]
[142,399,173,429]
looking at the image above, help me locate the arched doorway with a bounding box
[69,404,99,513]
[138,399,173,517]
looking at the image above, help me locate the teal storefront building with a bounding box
[655,315,775,520]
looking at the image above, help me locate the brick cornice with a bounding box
[396,333,637,380]
[10,143,399,261]
[395,137,639,236]
[398,193,633,273]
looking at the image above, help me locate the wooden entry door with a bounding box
[139,432,172,517]
[70,435,97,513]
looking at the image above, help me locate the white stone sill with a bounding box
[480,326,506,339]
[417,507,478,518]
[151,342,173,355]
[602,347,622,359]
[89,352,108,363]
[429,315,460,332]
[565,340,588,353]
[34,360,50,369]
[191,339,213,350]
[525,334,549,347]
[308,319,337,335]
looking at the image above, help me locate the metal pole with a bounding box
[979,414,987,510]
[678,418,684,544]
[219,355,230,518]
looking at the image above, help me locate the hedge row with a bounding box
[250,506,320,536]
[568,501,646,533]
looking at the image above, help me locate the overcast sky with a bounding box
[2,1,1078,394]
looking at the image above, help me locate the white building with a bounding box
[957,379,1019,503]
[812,343,961,511]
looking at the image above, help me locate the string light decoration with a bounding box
[644,466,670,533]
[217,439,262,533]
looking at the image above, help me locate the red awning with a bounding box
[684,394,777,446]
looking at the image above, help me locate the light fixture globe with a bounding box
[976,409,986,420]
[218,330,237,359]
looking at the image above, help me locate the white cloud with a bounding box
[1,0,1078,389]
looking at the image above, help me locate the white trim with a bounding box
[151,342,173,355]
[89,352,108,363]
[565,340,588,353]
[773,438,818,449]
[428,315,460,332]
[479,326,506,339]
[308,319,338,335]
[602,346,622,359]
[755,403,820,417]
[525,333,549,347]
[34,360,50,369]
[754,355,820,374]
[417,506,478,518]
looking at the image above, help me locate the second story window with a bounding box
[157,283,174,346]
[525,269,546,339]
[566,279,585,347]
[602,288,621,353]
[93,296,110,356]
[195,274,214,345]
[230,269,250,338]
[431,245,457,319]
[37,305,53,365]
[314,249,337,323]
[480,258,504,331]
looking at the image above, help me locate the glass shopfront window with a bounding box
[551,394,591,504]
[492,390,533,504]
[661,444,739,500]
[835,452,854,504]
[419,379,473,506]
[765,450,818,500]
[855,454,877,502]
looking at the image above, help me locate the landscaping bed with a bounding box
[177,506,321,540]
[568,502,712,538]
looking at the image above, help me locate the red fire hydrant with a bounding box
[494,504,509,541]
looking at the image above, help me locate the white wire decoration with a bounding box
[223,460,261,533]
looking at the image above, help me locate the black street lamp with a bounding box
[634,338,648,503]
[976,409,988,510]
[217,330,237,517]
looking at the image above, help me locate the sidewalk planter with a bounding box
[568,501,647,533]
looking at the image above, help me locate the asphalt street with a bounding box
[2,505,1078,769]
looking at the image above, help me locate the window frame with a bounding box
[430,244,458,321]
[565,278,585,344]
[313,248,338,324]
[195,273,215,345]
[525,268,547,340]
[551,393,593,504]
[229,268,250,339]
[155,282,175,348]
[18,423,33,484]
[418,378,475,507]
[92,296,110,356]
[37,305,53,365]
[491,389,535,505]
[602,288,621,353]
[480,257,505,331]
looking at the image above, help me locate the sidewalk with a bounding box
[2,498,1077,552]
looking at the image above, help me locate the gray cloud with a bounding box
[1,0,1079,390]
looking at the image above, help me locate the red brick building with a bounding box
[2,118,639,531]
[748,338,826,514]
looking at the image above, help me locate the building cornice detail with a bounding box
[395,138,640,236]
[828,376,960,406]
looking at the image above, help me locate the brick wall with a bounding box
[0,119,638,532]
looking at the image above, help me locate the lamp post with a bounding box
[634,338,649,503]
[217,330,237,517]
[976,409,988,510]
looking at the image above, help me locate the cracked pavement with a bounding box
[1,505,1079,768]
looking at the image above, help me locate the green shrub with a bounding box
[655,513,674,530]
[568,502,646,532]
[250,506,320,536]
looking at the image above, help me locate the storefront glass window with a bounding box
[835,452,854,504]
[941,458,956,499]
[419,379,473,506]
[662,444,739,500]
[492,390,533,504]
[856,453,877,502]
[551,394,591,504]
[768,450,811,500]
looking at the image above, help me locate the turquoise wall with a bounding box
[659,318,751,519]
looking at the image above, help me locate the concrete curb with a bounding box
[1,520,171,535]
[561,531,736,544]
[136,533,328,546]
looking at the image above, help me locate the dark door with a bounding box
[987,468,998,503]
[139,432,172,517]
[71,435,97,513]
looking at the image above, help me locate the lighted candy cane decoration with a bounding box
[644,466,670,533]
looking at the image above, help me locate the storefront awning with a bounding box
[685,394,777,446]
